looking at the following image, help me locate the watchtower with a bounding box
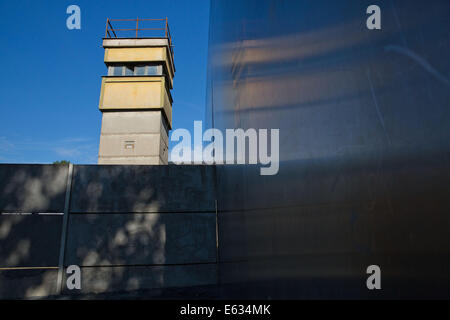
[98,18,175,164]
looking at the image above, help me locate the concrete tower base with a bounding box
[98,111,169,165]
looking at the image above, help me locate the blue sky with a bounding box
[0,0,210,164]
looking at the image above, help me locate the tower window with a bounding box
[135,65,147,76]
[147,65,162,75]
[109,66,123,76]
[124,65,134,76]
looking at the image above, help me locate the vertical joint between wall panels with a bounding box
[56,163,74,294]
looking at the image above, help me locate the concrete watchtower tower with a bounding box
[98,18,175,164]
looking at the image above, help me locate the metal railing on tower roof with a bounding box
[105,18,174,59]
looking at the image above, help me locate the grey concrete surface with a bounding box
[0,214,62,268]
[70,165,216,213]
[65,213,217,266]
[0,164,218,299]
[0,164,68,213]
[0,269,58,299]
[62,264,217,296]
[98,111,170,164]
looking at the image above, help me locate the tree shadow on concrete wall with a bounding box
[0,164,217,299]
[62,165,217,299]
[0,164,68,299]
[65,166,215,295]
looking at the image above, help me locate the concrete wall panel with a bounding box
[0,164,218,298]
[70,165,216,213]
[0,269,58,299]
[100,111,163,135]
[63,264,217,296]
[98,133,161,158]
[0,215,62,268]
[0,164,68,213]
[65,213,216,266]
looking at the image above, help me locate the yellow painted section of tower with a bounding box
[99,76,172,127]
[105,47,164,62]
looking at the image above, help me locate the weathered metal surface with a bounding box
[207,0,450,298]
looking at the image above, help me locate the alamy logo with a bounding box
[366,5,381,30]
[66,265,81,290]
[170,121,279,175]
[366,265,381,290]
[66,5,81,30]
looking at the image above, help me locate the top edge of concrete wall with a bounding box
[0,164,218,213]
[69,165,216,213]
